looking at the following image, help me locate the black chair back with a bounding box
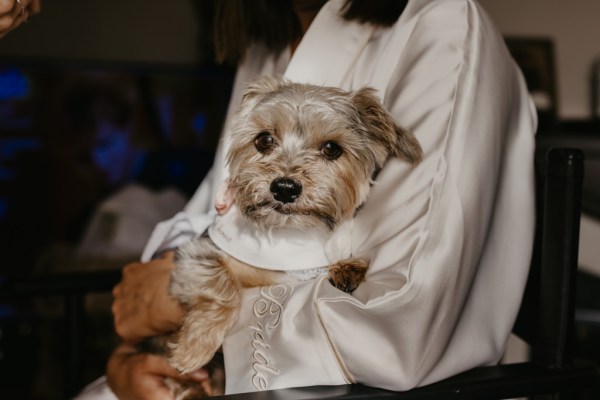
[514,148,584,367]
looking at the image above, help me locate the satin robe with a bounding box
[182,0,537,394]
[76,0,536,397]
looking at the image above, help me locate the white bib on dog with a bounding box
[208,203,332,271]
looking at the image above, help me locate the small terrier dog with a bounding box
[152,76,422,396]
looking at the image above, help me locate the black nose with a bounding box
[270,177,302,204]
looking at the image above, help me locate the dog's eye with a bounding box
[320,141,343,160]
[254,132,275,153]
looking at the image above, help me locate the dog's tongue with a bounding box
[215,179,235,215]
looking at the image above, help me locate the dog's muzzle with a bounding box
[270,177,302,204]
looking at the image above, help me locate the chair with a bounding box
[0,270,121,398]
[3,147,600,399]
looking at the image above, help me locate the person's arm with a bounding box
[221,0,536,394]
[103,48,258,399]
[108,252,216,400]
[0,0,40,38]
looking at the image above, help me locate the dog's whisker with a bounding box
[317,213,337,231]
[243,199,337,231]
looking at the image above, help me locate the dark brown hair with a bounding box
[213,0,409,65]
[342,0,409,26]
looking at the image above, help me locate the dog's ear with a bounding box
[242,75,285,102]
[234,76,286,123]
[351,87,422,167]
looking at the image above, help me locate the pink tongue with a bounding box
[214,179,235,215]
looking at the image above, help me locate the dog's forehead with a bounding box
[250,88,356,128]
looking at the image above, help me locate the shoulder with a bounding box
[373,0,514,91]
[401,0,491,28]
[393,0,507,59]
[390,0,503,49]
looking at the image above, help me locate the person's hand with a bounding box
[106,342,212,400]
[112,251,185,343]
[0,0,41,39]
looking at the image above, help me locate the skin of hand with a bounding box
[112,251,185,343]
[0,0,41,38]
[106,342,212,400]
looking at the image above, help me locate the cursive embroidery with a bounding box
[249,283,292,390]
[211,221,232,243]
[252,284,290,328]
[250,322,278,390]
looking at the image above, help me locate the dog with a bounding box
[149,76,422,397]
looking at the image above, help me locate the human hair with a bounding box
[213,0,300,65]
[212,0,409,65]
[341,0,409,26]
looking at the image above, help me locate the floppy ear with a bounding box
[241,75,286,102]
[234,76,287,123]
[351,87,422,167]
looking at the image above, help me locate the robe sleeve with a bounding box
[222,0,536,394]
[139,44,293,260]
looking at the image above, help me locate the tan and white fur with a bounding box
[159,76,422,395]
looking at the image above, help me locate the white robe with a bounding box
[76,0,536,397]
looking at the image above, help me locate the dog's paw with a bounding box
[168,336,217,374]
[167,295,240,375]
[328,258,369,293]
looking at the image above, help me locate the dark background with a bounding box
[0,1,235,398]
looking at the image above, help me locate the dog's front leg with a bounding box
[328,258,369,293]
[168,237,242,373]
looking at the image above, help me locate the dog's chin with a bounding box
[243,202,337,231]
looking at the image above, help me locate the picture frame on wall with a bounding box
[505,37,557,130]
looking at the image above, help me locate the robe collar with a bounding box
[284,0,377,88]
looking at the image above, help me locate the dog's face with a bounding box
[226,77,422,232]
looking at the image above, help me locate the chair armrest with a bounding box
[210,362,600,400]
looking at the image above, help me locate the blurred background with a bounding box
[0,1,234,398]
[0,0,598,399]
[479,0,600,379]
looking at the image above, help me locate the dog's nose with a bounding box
[270,178,302,203]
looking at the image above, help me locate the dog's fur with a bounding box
[150,77,422,396]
